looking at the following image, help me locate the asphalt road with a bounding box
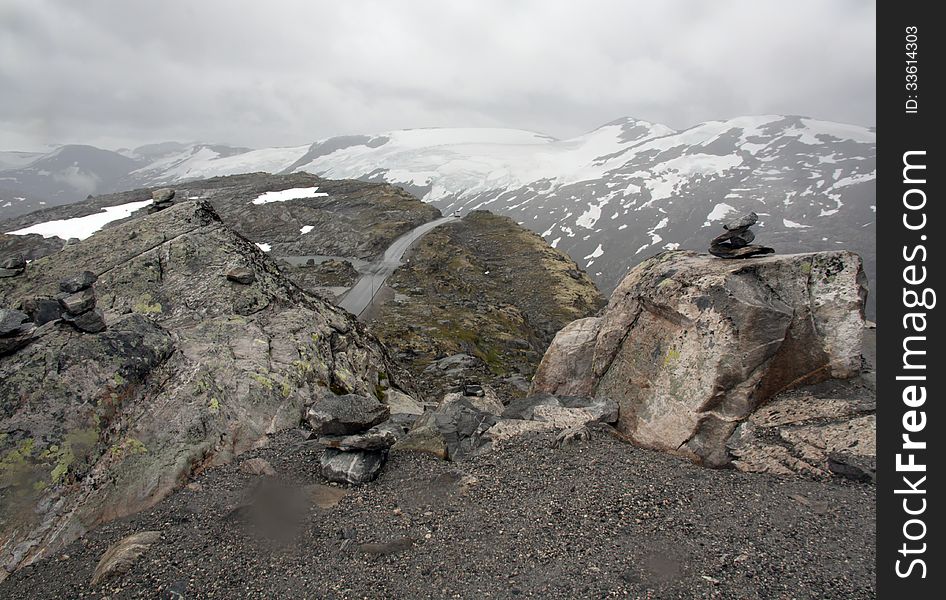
[339,216,457,317]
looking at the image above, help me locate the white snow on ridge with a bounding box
[641,154,743,206]
[783,218,810,229]
[575,197,611,229]
[704,202,737,226]
[829,171,876,190]
[293,124,667,203]
[300,225,314,234]
[583,244,604,260]
[7,199,153,240]
[252,187,328,205]
[800,118,875,144]
[256,242,272,252]
[135,145,311,183]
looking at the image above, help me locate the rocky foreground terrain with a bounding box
[0,176,875,597]
[0,428,874,599]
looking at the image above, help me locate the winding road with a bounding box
[339,215,458,317]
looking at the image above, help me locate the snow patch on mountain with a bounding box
[251,186,328,205]
[6,199,153,240]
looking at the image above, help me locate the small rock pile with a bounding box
[0,308,34,355]
[0,254,26,278]
[307,392,398,485]
[393,389,619,461]
[708,211,774,259]
[148,188,176,213]
[58,271,107,333]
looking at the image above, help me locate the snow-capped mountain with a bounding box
[0,115,875,312]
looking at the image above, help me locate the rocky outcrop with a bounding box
[532,250,870,474]
[0,200,410,580]
[726,377,876,480]
[394,390,619,461]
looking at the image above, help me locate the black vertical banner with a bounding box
[877,1,943,597]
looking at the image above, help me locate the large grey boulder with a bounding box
[532,250,869,470]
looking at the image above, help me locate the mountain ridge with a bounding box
[1,114,876,314]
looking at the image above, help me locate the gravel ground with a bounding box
[0,428,875,599]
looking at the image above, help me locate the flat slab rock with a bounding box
[531,250,869,472]
[306,393,390,436]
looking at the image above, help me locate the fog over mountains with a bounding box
[1,114,875,310]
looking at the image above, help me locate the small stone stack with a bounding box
[148,188,176,213]
[0,254,26,278]
[708,211,774,259]
[0,308,34,355]
[58,271,107,333]
[307,392,395,485]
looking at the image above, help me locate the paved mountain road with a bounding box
[338,215,457,317]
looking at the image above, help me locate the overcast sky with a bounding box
[1,0,875,152]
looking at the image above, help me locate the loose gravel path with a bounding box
[1,428,875,599]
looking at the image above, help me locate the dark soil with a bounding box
[0,428,874,599]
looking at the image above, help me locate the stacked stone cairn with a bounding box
[708,211,775,259]
[148,188,176,213]
[58,271,107,333]
[307,392,402,485]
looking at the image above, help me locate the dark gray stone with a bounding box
[0,334,33,356]
[1,255,26,270]
[152,188,176,203]
[463,384,485,397]
[709,244,775,259]
[710,212,772,258]
[306,393,390,436]
[62,308,107,333]
[0,309,29,336]
[320,449,385,485]
[59,271,97,293]
[21,297,63,325]
[827,452,876,483]
[318,425,398,451]
[724,211,758,231]
[226,267,255,285]
[58,288,96,315]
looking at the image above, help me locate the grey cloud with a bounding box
[0,0,875,151]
